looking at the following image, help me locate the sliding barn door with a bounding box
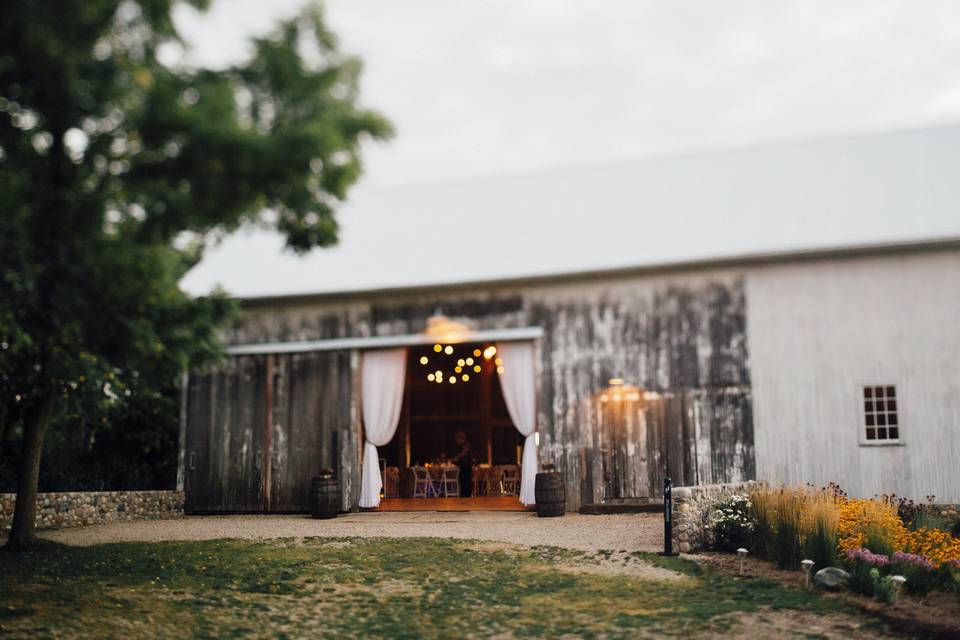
[268,351,353,512]
[183,355,267,513]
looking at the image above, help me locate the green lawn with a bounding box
[0,537,898,638]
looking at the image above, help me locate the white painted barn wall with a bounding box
[746,250,960,502]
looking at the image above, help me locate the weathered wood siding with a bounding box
[184,351,355,513]
[184,356,267,512]
[185,270,755,511]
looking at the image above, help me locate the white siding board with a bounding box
[746,251,960,502]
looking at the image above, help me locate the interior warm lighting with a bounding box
[444,345,454,355]
[433,344,442,353]
[427,373,435,382]
[419,356,429,365]
[424,313,472,344]
[461,374,469,381]
[608,378,625,386]
[600,394,609,403]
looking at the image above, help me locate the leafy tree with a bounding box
[0,0,391,549]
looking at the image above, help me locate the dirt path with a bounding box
[38,511,663,552]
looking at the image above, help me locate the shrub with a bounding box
[838,498,907,555]
[890,551,938,596]
[912,512,949,532]
[901,527,960,569]
[845,548,889,597]
[873,572,898,604]
[710,494,756,551]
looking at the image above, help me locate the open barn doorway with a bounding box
[376,341,529,511]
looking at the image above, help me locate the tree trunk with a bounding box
[5,391,54,550]
[0,400,21,454]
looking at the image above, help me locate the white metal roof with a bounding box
[181,125,960,299]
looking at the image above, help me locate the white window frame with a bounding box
[858,383,904,447]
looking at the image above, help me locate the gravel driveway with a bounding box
[39,512,663,553]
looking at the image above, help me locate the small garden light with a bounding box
[890,575,906,604]
[736,548,748,575]
[801,559,814,588]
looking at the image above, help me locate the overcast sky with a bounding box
[175,1,960,296]
[175,0,960,188]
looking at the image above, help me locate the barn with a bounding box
[178,125,960,513]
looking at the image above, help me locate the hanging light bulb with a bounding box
[494,357,503,366]
[457,358,465,367]
[473,365,481,373]
[473,348,481,357]
[455,366,462,373]
[427,373,435,382]
[420,356,429,365]
[433,344,442,353]
[483,346,497,360]
[444,345,453,355]
[462,374,470,382]
[496,366,505,374]
[448,376,456,384]
[466,357,474,366]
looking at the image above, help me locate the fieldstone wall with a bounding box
[672,481,757,553]
[1,491,184,532]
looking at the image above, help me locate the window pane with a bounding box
[887,400,897,411]
[866,414,875,426]
[865,401,874,412]
[888,413,898,425]
[889,427,899,439]
[877,427,888,439]
[877,414,887,426]
[866,428,876,440]
[876,400,885,411]
[864,387,873,398]
[886,386,896,397]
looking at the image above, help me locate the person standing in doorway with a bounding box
[450,431,473,497]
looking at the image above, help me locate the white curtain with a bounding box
[496,342,538,505]
[359,348,407,508]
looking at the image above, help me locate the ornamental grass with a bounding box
[801,490,839,571]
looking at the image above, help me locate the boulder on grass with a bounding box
[814,567,850,591]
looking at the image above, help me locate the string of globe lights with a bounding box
[418,344,504,385]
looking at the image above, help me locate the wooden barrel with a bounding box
[535,472,565,517]
[311,476,340,519]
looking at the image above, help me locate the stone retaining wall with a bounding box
[1,490,184,531]
[672,481,757,553]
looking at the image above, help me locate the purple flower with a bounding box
[891,551,935,571]
[845,547,890,567]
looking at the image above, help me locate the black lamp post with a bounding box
[658,475,679,556]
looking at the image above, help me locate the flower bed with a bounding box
[706,484,960,601]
